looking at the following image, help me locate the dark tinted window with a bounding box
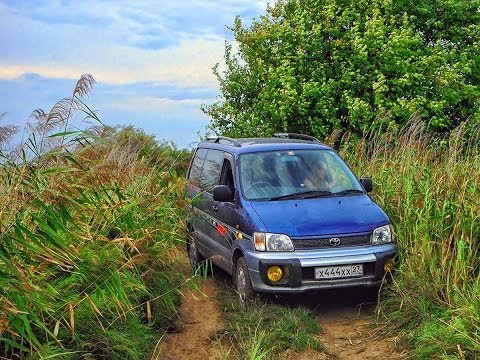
[188,148,208,187]
[201,149,224,192]
[220,159,235,199]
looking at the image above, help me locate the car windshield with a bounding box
[239,149,363,200]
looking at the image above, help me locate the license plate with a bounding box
[314,264,363,279]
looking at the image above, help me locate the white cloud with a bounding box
[0,0,269,146]
[0,37,226,87]
[102,96,208,112]
[0,0,268,87]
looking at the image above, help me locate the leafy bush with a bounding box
[202,0,480,139]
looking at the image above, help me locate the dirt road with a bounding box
[155,273,409,359]
[282,289,409,359]
[152,278,224,360]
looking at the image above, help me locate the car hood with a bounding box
[248,195,389,236]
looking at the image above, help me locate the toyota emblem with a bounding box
[329,238,341,246]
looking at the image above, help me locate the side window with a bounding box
[188,148,208,188]
[220,158,235,198]
[200,149,224,193]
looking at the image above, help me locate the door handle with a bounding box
[212,205,218,212]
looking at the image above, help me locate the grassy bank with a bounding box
[0,76,192,359]
[338,121,480,359]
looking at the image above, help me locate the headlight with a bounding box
[371,225,394,244]
[253,232,294,251]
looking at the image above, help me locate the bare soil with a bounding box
[316,290,409,360]
[156,268,409,360]
[151,278,224,360]
[279,288,409,360]
[316,305,408,359]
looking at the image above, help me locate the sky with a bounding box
[0,0,269,148]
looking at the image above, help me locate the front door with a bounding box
[211,156,243,271]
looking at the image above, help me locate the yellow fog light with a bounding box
[384,258,395,272]
[267,266,284,283]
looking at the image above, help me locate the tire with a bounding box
[235,257,255,301]
[187,231,204,273]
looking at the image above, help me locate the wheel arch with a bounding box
[231,248,244,278]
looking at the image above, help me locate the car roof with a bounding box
[197,135,332,154]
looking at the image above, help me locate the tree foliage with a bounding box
[202,0,480,138]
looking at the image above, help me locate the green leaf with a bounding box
[47,131,83,138]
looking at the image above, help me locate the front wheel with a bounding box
[235,257,255,301]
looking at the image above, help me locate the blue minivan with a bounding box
[185,133,396,300]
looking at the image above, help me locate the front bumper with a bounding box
[244,243,396,293]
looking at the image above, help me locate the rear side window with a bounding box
[188,148,208,188]
[201,149,224,193]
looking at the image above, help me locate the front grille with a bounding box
[292,234,371,249]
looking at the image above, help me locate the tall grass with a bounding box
[338,119,479,359]
[0,75,191,359]
[215,282,322,359]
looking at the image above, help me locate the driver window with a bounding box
[220,159,235,199]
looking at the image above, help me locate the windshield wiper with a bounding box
[333,189,364,196]
[268,190,332,201]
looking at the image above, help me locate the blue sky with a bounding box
[0,0,269,148]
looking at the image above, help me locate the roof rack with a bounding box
[272,133,320,143]
[205,136,242,147]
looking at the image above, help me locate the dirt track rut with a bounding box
[152,279,223,360]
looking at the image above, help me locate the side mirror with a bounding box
[359,177,373,193]
[213,185,233,202]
